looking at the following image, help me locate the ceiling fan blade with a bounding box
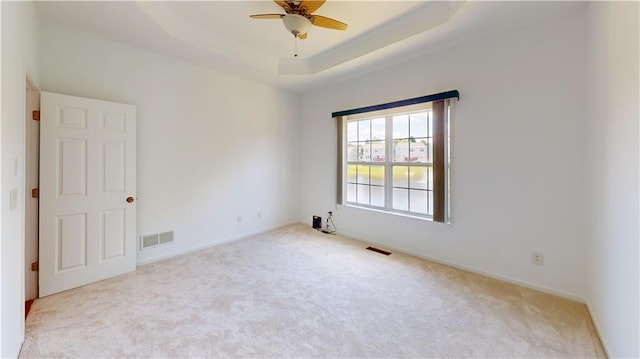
[298,32,308,40]
[310,15,348,30]
[299,0,326,14]
[273,0,292,13]
[249,14,285,19]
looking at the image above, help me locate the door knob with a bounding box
[126,196,135,203]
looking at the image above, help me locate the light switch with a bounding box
[9,189,18,211]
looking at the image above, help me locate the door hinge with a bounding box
[31,188,39,198]
[32,110,40,121]
[31,262,38,271]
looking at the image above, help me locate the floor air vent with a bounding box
[366,246,392,256]
[141,231,174,249]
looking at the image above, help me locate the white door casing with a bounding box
[39,92,136,297]
[25,78,40,300]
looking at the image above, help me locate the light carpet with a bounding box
[20,224,605,358]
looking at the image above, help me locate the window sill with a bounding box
[339,204,453,227]
[338,203,434,222]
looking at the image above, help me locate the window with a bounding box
[334,91,457,223]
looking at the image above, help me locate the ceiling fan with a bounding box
[250,0,348,41]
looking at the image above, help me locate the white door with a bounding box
[39,92,136,297]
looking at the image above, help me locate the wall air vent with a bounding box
[140,231,174,250]
[159,231,173,244]
[142,234,158,249]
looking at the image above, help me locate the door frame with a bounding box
[25,74,40,301]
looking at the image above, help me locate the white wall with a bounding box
[5,3,637,357]
[299,8,589,300]
[0,1,40,357]
[38,22,300,265]
[586,2,639,357]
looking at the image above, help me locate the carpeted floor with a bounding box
[20,224,605,358]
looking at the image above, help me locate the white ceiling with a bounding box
[35,1,585,92]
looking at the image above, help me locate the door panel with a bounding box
[57,106,87,128]
[57,213,87,271]
[102,141,126,192]
[58,139,87,197]
[101,209,125,260]
[39,92,136,297]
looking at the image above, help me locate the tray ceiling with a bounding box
[36,1,585,92]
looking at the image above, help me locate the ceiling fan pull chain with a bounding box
[294,35,298,57]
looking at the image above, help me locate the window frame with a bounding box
[343,109,437,219]
[335,92,457,224]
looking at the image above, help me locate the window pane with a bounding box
[410,113,428,138]
[410,139,429,163]
[363,142,373,162]
[346,184,356,203]
[371,117,385,140]
[393,140,409,162]
[370,140,385,162]
[357,165,370,184]
[427,190,434,216]
[392,115,408,139]
[357,143,368,161]
[409,166,428,190]
[347,121,358,142]
[393,166,409,188]
[347,143,358,162]
[370,165,384,186]
[405,140,419,162]
[409,189,428,214]
[357,184,370,205]
[371,186,385,207]
[346,164,357,183]
[358,120,370,141]
[393,188,408,211]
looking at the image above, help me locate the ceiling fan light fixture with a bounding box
[282,14,311,37]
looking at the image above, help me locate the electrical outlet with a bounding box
[236,216,242,223]
[531,252,544,266]
[257,211,262,219]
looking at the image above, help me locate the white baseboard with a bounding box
[336,227,586,303]
[138,221,586,302]
[135,222,297,267]
[585,303,611,358]
[354,227,610,355]
[135,221,608,354]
